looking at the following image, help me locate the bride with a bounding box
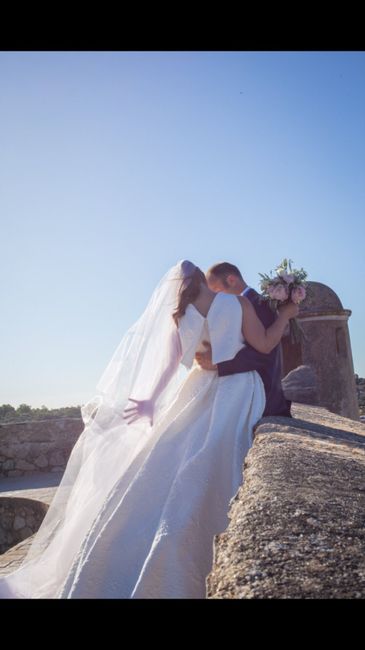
[0,260,298,599]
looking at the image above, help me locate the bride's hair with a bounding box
[173,267,207,325]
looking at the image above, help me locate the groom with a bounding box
[195,262,292,418]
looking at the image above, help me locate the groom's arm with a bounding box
[196,340,274,382]
[216,344,274,378]
[195,290,279,378]
[216,289,277,377]
[216,344,277,400]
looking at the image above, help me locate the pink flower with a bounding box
[291,285,306,304]
[267,283,289,301]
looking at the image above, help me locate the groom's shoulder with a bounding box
[246,288,275,319]
[245,288,261,304]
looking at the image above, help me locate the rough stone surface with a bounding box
[355,375,365,416]
[0,497,49,553]
[281,281,359,420]
[0,417,84,478]
[298,281,344,314]
[207,403,365,599]
[0,473,61,572]
[0,536,36,577]
[2,405,365,597]
[282,365,319,406]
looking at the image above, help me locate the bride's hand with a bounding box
[123,398,155,425]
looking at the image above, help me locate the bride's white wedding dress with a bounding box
[0,291,265,599]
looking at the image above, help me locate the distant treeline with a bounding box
[0,403,82,423]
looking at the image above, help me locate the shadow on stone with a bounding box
[256,412,365,451]
[0,497,49,554]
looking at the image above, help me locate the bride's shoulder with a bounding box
[215,292,243,307]
[236,294,246,306]
[236,294,252,308]
[209,292,243,318]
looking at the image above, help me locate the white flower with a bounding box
[278,272,295,284]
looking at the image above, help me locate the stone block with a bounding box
[282,364,319,405]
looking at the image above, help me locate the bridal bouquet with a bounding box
[259,258,308,343]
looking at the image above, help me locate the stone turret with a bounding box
[281,281,359,420]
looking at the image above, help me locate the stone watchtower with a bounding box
[281,281,359,420]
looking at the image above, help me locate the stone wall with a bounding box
[207,403,365,599]
[0,418,84,478]
[355,375,365,416]
[1,405,365,596]
[1,370,363,481]
[0,497,49,554]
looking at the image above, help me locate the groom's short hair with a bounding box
[206,262,243,287]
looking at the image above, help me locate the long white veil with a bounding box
[0,260,193,598]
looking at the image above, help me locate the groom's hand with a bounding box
[277,302,300,319]
[195,341,217,371]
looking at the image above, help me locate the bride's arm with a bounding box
[123,328,182,425]
[238,295,298,354]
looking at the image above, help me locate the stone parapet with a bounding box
[0,418,84,478]
[207,403,365,599]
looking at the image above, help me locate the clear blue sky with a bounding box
[1,51,364,408]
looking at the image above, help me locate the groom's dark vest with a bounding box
[217,288,292,418]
